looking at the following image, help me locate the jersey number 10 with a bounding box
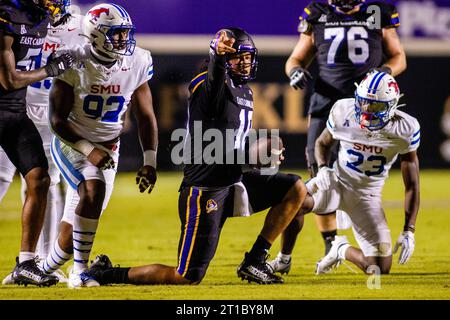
[324,26,369,65]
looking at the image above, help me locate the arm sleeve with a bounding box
[136,49,154,87]
[400,119,421,154]
[380,3,400,29]
[204,49,227,96]
[326,102,340,138]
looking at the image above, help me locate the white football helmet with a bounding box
[82,3,136,60]
[355,71,401,130]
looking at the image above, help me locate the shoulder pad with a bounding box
[0,3,13,34]
[298,1,331,33]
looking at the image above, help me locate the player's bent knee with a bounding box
[25,170,50,196]
[285,179,307,207]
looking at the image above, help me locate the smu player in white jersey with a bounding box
[1,0,84,285]
[42,3,158,288]
[271,72,420,275]
[310,71,420,274]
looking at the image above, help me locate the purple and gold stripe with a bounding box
[177,187,202,277]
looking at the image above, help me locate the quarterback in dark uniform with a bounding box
[268,0,407,273]
[0,0,74,286]
[84,28,307,286]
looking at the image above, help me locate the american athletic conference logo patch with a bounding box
[206,199,218,214]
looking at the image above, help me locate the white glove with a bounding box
[393,231,415,264]
[315,166,337,190]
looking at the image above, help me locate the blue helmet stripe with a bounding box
[368,71,382,93]
[372,72,387,93]
[117,4,131,20]
[111,4,127,19]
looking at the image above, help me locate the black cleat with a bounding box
[237,253,284,284]
[87,254,113,285]
[11,257,59,287]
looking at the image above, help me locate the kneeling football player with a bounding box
[85,28,307,286]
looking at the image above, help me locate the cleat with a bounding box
[68,268,100,289]
[11,257,59,287]
[267,255,291,275]
[315,235,350,275]
[86,254,113,285]
[237,253,284,284]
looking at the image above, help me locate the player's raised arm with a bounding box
[205,30,236,95]
[0,31,74,91]
[393,150,420,264]
[49,79,114,170]
[131,82,158,194]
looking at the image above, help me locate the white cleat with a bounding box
[315,235,350,275]
[2,273,15,285]
[267,256,292,275]
[68,269,100,289]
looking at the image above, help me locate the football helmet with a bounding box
[329,0,365,12]
[355,71,401,130]
[221,27,258,84]
[82,3,136,60]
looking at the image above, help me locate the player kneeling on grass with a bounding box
[275,72,419,275]
[83,28,308,286]
[41,3,158,288]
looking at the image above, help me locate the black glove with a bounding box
[289,66,312,90]
[45,52,75,77]
[368,65,392,75]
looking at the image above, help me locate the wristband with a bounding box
[143,149,157,168]
[74,139,95,157]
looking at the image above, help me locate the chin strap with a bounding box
[90,47,117,64]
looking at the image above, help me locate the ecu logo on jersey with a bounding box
[206,199,218,214]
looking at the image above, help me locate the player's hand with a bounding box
[210,30,236,56]
[136,165,157,194]
[87,148,115,170]
[315,166,337,190]
[289,66,312,90]
[393,231,415,264]
[45,52,75,77]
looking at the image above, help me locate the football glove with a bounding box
[45,52,75,77]
[289,66,312,90]
[393,231,415,264]
[315,166,337,190]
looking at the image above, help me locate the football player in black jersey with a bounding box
[268,0,406,274]
[83,28,308,286]
[0,0,74,286]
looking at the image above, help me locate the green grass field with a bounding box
[0,170,449,300]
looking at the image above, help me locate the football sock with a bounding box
[43,239,72,274]
[18,252,35,263]
[322,230,337,255]
[97,267,131,284]
[247,235,271,263]
[277,252,291,263]
[73,215,99,272]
